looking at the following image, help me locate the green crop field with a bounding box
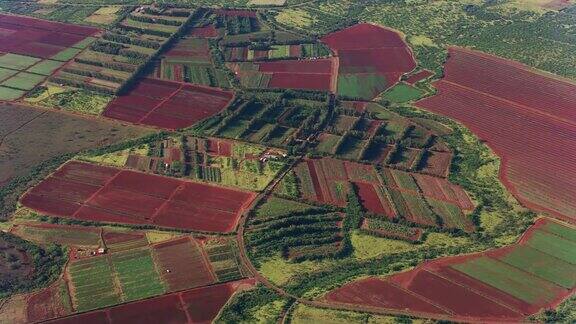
[0,54,40,70]
[402,192,437,226]
[0,86,26,100]
[2,72,46,91]
[525,231,576,264]
[381,82,425,103]
[256,197,314,219]
[316,134,341,154]
[51,48,83,62]
[111,248,165,302]
[68,257,121,312]
[15,225,101,247]
[269,45,290,59]
[26,60,64,76]
[427,198,470,231]
[541,222,576,242]
[0,67,18,82]
[390,169,418,191]
[337,73,387,99]
[499,246,576,289]
[452,257,561,304]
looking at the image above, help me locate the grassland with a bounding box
[381,83,425,103]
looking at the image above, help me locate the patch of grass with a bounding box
[0,54,40,70]
[85,6,121,25]
[26,60,63,76]
[51,48,82,62]
[256,197,314,219]
[276,9,314,28]
[0,86,25,100]
[337,73,387,100]
[2,72,45,91]
[258,254,335,286]
[381,82,425,103]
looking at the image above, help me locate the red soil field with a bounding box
[152,237,215,291]
[21,161,255,233]
[258,59,333,73]
[46,279,255,324]
[207,138,233,157]
[324,218,575,321]
[324,277,447,314]
[321,23,407,50]
[354,181,391,217]
[415,47,576,221]
[26,282,69,322]
[338,48,415,73]
[289,44,302,57]
[269,73,332,91]
[405,70,434,84]
[189,25,219,38]
[322,23,416,99]
[103,78,234,130]
[0,14,98,59]
[389,270,522,318]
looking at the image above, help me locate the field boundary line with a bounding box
[70,169,123,220]
[137,83,184,123]
[149,183,186,223]
[177,293,194,324]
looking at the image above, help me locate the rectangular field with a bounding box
[21,161,255,233]
[152,237,215,291]
[103,78,234,130]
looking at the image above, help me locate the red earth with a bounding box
[321,23,416,99]
[103,78,234,130]
[189,25,219,38]
[21,161,255,233]
[354,181,393,217]
[0,14,98,59]
[46,279,255,324]
[405,70,434,84]
[323,218,575,321]
[254,58,336,92]
[415,47,576,221]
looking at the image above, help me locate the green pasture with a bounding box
[382,82,425,103]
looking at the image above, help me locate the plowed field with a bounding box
[415,47,576,221]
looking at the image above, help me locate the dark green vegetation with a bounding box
[0,232,66,298]
[196,91,330,151]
